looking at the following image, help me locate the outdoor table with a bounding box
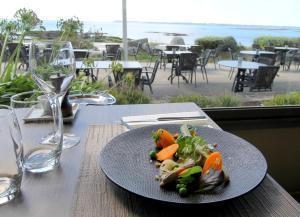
[240,50,275,56]
[159,44,199,49]
[1,103,299,217]
[76,60,142,84]
[218,60,266,92]
[274,47,299,66]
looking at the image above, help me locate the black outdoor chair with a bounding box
[257,53,277,66]
[196,49,211,83]
[210,44,224,69]
[292,51,300,71]
[74,50,93,78]
[103,44,120,60]
[163,45,180,69]
[264,46,275,52]
[7,42,29,70]
[284,49,298,70]
[171,53,197,87]
[128,42,141,60]
[144,43,163,67]
[242,65,280,91]
[189,45,202,58]
[227,47,239,79]
[74,50,89,60]
[140,59,160,94]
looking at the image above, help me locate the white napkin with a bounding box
[121,112,212,129]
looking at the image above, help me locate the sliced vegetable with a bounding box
[149,150,157,159]
[152,129,176,148]
[179,166,202,177]
[156,143,179,161]
[202,152,223,174]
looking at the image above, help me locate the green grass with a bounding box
[264,92,300,106]
[170,94,241,108]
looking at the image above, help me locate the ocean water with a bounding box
[43,20,300,46]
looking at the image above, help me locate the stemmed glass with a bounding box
[29,40,80,149]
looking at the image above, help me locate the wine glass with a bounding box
[29,40,80,149]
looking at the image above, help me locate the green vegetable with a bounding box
[149,150,157,159]
[176,135,210,161]
[179,187,188,196]
[179,166,202,178]
[176,183,186,190]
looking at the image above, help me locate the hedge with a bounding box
[253,36,300,49]
[194,36,238,51]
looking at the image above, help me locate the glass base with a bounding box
[0,177,20,205]
[41,133,80,150]
[23,148,60,173]
[62,133,80,149]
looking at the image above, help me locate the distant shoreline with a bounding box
[112,20,300,29]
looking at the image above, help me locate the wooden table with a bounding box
[218,60,266,92]
[0,103,299,217]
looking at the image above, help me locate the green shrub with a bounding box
[170,94,241,108]
[70,74,151,105]
[170,95,214,108]
[0,73,36,105]
[253,36,300,48]
[264,92,300,106]
[213,95,241,107]
[195,36,238,51]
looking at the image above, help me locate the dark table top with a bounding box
[0,103,299,217]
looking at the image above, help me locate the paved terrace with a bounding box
[98,62,300,105]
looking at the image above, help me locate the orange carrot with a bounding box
[202,152,223,174]
[156,143,179,161]
[153,129,176,148]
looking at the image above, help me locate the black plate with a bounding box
[99,124,267,204]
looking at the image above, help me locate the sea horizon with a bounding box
[7,19,299,46]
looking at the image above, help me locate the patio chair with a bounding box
[227,47,239,79]
[292,51,300,71]
[242,66,280,91]
[284,49,298,70]
[7,42,29,70]
[103,44,120,60]
[210,44,224,69]
[74,50,89,60]
[74,50,92,78]
[264,46,275,52]
[128,42,141,60]
[257,53,277,66]
[171,53,197,87]
[163,45,180,69]
[196,49,211,83]
[140,59,160,94]
[144,43,163,67]
[189,45,202,58]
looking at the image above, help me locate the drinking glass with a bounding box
[29,40,80,149]
[0,105,23,205]
[11,91,63,173]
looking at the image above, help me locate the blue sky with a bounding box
[1,0,300,26]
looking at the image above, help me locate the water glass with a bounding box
[11,91,63,173]
[0,105,23,205]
